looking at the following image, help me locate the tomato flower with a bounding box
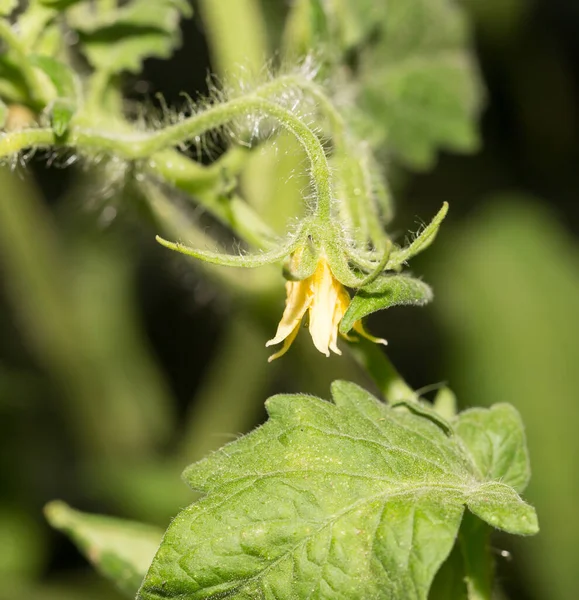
[266,255,386,361]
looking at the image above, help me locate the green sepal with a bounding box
[340,274,433,334]
[156,234,301,269]
[45,501,163,598]
[282,0,329,59]
[0,54,30,104]
[387,202,449,269]
[323,226,369,288]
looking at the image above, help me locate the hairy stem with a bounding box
[1,90,334,220]
[348,338,417,403]
[460,511,494,600]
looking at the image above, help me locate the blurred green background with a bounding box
[1,1,579,599]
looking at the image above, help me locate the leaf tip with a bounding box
[44,500,72,530]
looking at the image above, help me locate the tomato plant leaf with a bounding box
[299,0,483,169]
[355,0,483,169]
[68,0,193,74]
[138,382,536,600]
[45,501,163,598]
[455,403,531,493]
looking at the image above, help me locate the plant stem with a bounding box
[146,147,277,248]
[459,511,494,600]
[1,92,334,220]
[348,338,417,403]
[197,0,268,77]
[140,181,279,296]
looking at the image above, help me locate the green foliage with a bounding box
[137,382,535,600]
[356,0,482,168]
[455,404,530,493]
[68,0,193,74]
[45,501,163,597]
[0,0,16,17]
[0,2,539,598]
[287,0,482,169]
[340,275,433,335]
[28,54,79,134]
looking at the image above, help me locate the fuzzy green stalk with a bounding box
[1,94,335,221]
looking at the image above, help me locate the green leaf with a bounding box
[28,55,80,134]
[387,202,449,268]
[311,0,482,168]
[340,274,433,335]
[466,482,538,536]
[69,0,193,74]
[45,501,163,598]
[0,54,30,104]
[138,381,536,600]
[359,0,483,168]
[0,0,17,16]
[29,55,79,101]
[455,404,531,493]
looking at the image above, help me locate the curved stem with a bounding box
[348,338,417,403]
[1,93,334,220]
[0,127,55,154]
[268,75,392,242]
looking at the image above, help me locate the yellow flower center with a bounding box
[266,257,386,361]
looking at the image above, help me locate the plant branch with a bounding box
[1,90,335,220]
[348,338,417,403]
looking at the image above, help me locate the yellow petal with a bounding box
[329,284,351,354]
[353,321,388,346]
[266,279,312,347]
[267,322,301,362]
[308,259,342,356]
